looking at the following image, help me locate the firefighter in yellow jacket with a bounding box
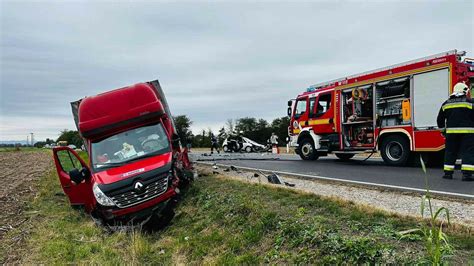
[437,82,474,181]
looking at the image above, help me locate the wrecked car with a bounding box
[52,80,193,226]
[222,137,266,152]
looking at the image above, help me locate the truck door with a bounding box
[52,147,93,207]
[292,96,309,133]
[310,92,335,134]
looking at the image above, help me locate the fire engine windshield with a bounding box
[91,123,170,170]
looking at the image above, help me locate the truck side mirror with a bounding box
[287,107,292,117]
[287,100,293,106]
[69,167,90,185]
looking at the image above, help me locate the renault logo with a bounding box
[134,181,145,193]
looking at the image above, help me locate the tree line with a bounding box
[175,115,290,148]
[40,115,289,149]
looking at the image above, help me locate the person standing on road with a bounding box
[210,133,220,154]
[270,132,279,153]
[270,132,279,146]
[437,82,474,181]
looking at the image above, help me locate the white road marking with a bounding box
[197,162,474,200]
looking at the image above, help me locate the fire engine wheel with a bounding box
[298,138,318,161]
[335,153,355,161]
[223,145,229,152]
[245,146,253,153]
[381,135,410,166]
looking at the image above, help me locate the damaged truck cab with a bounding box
[52,80,192,225]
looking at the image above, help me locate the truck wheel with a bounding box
[245,146,253,153]
[223,145,229,152]
[335,153,355,161]
[380,135,410,166]
[148,208,175,230]
[298,138,318,160]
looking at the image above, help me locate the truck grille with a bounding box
[108,174,168,208]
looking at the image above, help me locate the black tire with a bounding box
[146,207,175,230]
[380,135,410,166]
[298,138,318,161]
[335,153,355,161]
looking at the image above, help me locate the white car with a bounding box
[222,137,266,152]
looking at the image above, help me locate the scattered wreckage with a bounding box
[213,163,295,187]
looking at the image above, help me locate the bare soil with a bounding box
[0,150,52,262]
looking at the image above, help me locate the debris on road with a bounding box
[266,173,282,184]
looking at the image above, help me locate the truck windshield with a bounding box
[91,123,170,170]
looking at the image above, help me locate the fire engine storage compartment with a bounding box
[341,85,375,149]
[375,76,411,128]
[412,68,449,128]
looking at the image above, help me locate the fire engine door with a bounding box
[292,96,309,133]
[52,147,93,206]
[309,92,335,134]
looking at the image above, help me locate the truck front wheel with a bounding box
[380,135,410,166]
[298,138,318,161]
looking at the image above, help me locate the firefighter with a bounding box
[210,133,220,154]
[436,82,474,181]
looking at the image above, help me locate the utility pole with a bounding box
[26,135,29,146]
[30,133,34,147]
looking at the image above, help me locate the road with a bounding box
[190,152,474,199]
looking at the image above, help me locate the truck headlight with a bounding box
[93,183,115,206]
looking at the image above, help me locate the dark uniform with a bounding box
[436,95,474,181]
[210,134,220,154]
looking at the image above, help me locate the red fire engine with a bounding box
[288,50,474,166]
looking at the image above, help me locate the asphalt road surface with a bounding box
[190,152,474,199]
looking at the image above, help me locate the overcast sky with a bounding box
[1,0,473,141]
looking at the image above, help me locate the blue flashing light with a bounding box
[306,87,316,92]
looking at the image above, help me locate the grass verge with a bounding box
[17,168,474,264]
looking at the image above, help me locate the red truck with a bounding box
[52,80,193,226]
[288,50,474,166]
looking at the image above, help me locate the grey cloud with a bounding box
[1,1,472,140]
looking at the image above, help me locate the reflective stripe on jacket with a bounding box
[437,96,474,134]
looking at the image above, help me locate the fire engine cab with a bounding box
[288,50,474,166]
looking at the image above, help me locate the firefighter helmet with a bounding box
[453,82,469,95]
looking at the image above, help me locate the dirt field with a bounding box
[0,150,52,262]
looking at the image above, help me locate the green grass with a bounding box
[14,168,474,264]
